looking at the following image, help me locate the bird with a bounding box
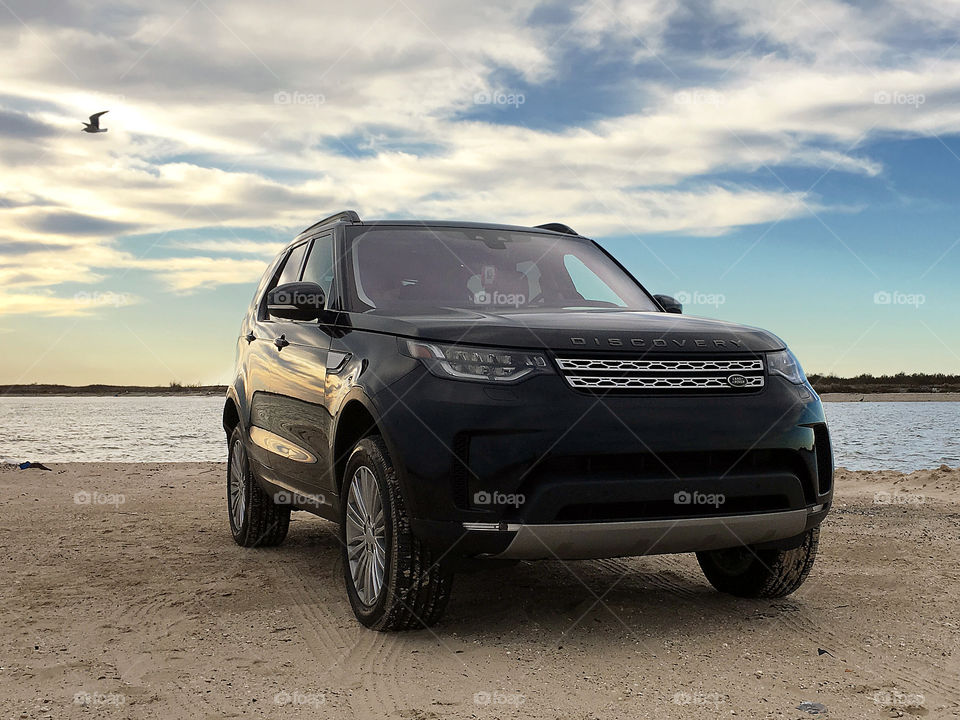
[81,111,109,133]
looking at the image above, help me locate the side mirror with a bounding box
[654,294,682,314]
[267,282,326,321]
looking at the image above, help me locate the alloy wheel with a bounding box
[229,438,248,530]
[345,465,386,605]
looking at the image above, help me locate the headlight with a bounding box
[400,339,553,383]
[767,349,807,385]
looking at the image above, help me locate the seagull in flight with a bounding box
[81,111,109,133]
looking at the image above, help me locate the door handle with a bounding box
[274,334,289,350]
[245,332,256,343]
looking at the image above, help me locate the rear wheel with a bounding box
[227,425,290,547]
[696,528,819,598]
[341,436,453,631]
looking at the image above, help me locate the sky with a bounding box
[1,0,958,385]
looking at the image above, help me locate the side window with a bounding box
[277,243,308,286]
[562,254,627,307]
[301,234,335,302]
[261,242,308,320]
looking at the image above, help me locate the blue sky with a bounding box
[0,0,958,384]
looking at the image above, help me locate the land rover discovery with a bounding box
[223,210,833,631]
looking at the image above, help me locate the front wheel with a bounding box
[341,436,453,631]
[696,528,819,598]
[227,425,290,547]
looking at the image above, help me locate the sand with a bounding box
[2,463,958,719]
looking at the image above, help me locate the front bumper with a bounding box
[480,506,825,560]
[375,363,833,558]
[412,501,828,560]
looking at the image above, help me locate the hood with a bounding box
[344,307,784,354]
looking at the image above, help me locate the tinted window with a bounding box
[346,227,657,312]
[261,243,308,319]
[277,243,308,286]
[302,234,335,300]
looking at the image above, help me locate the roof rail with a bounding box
[534,222,578,236]
[299,210,361,236]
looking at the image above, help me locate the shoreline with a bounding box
[0,387,226,397]
[0,392,227,397]
[1,389,958,401]
[820,392,960,402]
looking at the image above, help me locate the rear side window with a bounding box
[260,242,308,319]
[276,243,308,286]
[301,234,335,300]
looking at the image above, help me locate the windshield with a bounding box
[345,226,659,313]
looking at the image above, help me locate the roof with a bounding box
[294,210,583,241]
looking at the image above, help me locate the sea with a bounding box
[0,396,957,472]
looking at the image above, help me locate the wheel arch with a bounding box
[332,392,395,496]
[222,395,242,437]
[222,382,247,437]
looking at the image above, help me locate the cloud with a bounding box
[166,238,284,256]
[0,190,55,208]
[22,210,142,236]
[127,255,273,292]
[0,288,140,317]
[1,0,960,318]
[0,107,58,138]
[0,239,72,255]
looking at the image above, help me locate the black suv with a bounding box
[223,210,833,631]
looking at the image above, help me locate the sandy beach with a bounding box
[2,463,957,719]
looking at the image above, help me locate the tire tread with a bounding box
[344,436,453,631]
[697,528,819,598]
[228,426,290,548]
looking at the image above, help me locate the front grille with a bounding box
[555,356,765,393]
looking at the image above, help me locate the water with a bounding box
[822,401,960,472]
[0,396,227,463]
[0,397,957,471]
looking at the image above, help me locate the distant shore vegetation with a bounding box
[807,373,960,394]
[2,373,960,395]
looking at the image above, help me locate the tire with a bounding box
[696,528,819,598]
[340,436,453,631]
[227,425,290,547]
